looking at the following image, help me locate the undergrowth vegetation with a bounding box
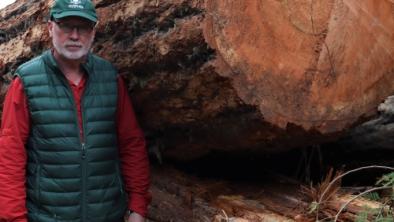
[306,166,394,222]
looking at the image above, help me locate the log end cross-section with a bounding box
[204,0,394,133]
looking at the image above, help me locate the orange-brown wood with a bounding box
[204,0,394,133]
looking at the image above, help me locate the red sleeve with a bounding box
[116,76,151,217]
[0,77,30,222]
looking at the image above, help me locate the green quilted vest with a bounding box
[15,50,127,222]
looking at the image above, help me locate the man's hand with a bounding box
[126,212,145,222]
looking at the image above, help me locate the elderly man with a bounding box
[0,0,150,221]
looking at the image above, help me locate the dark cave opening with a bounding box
[161,145,394,188]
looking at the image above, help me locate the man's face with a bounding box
[48,16,96,60]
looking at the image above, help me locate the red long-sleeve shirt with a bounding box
[0,75,151,221]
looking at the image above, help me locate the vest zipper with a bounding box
[58,73,89,222]
[80,74,90,222]
[81,143,86,159]
[81,144,87,222]
[81,142,87,221]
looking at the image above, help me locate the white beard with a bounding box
[52,35,94,60]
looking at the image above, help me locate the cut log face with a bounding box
[204,0,394,133]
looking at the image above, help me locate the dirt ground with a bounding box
[147,147,394,221]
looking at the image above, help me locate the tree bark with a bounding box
[1,0,394,160]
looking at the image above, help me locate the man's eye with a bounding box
[80,25,90,30]
[61,24,73,30]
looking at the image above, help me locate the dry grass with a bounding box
[301,168,343,221]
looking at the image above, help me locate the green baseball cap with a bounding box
[50,0,98,23]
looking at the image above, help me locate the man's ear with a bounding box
[48,21,53,37]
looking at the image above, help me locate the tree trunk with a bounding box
[1,0,394,160]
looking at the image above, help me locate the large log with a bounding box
[1,0,394,160]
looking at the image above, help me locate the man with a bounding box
[0,0,150,221]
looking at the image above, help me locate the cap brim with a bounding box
[52,11,97,23]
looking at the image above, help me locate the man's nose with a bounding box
[69,28,80,40]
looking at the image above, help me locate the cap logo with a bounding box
[69,0,84,9]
